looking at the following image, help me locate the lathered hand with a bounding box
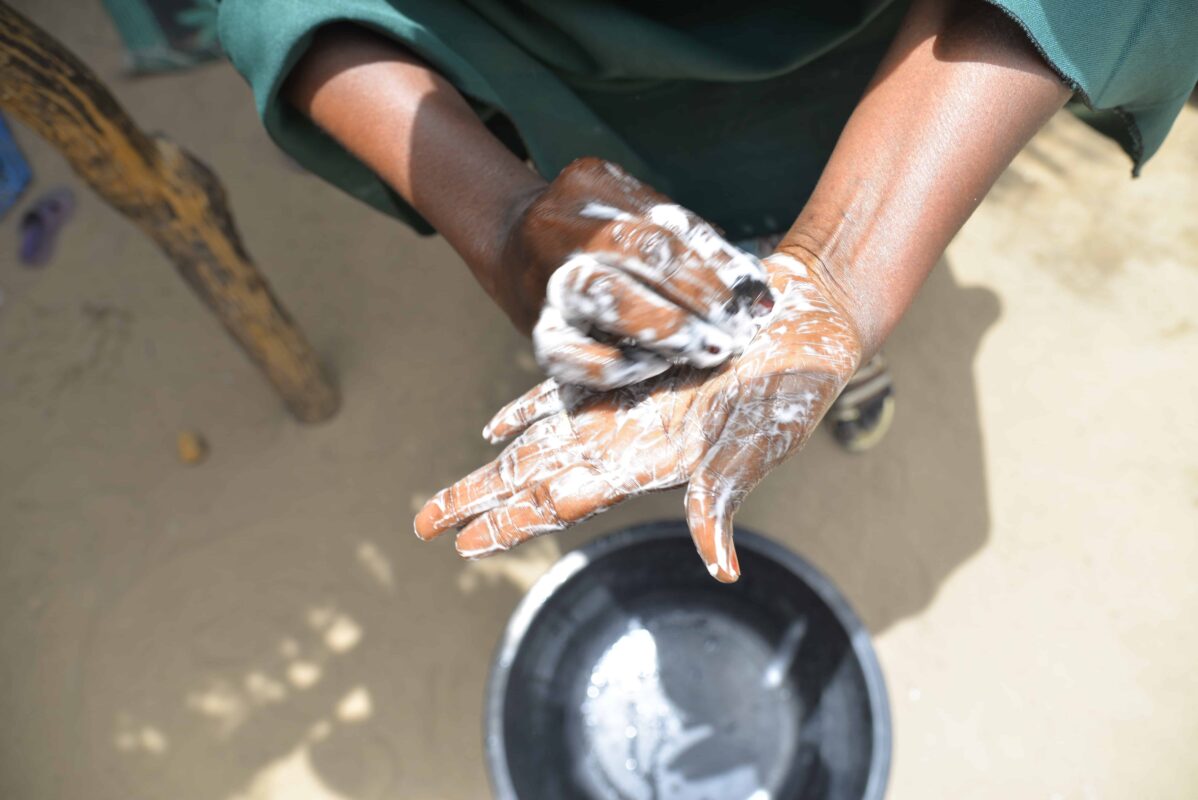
[501,158,774,389]
[416,250,861,581]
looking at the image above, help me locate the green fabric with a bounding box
[985,0,1198,174]
[217,0,1198,235]
[102,0,222,74]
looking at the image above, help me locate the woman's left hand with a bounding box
[414,249,862,581]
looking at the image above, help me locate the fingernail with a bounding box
[697,533,740,583]
[413,497,444,540]
[481,424,505,445]
[751,291,775,316]
[704,557,740,583]
[727,278,772,320]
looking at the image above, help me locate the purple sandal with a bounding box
[18,187,76,268]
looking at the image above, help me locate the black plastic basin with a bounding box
[485,521,891,800]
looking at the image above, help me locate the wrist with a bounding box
[465,181,547,334]
[774,231,878,362]
[491,183,553,333]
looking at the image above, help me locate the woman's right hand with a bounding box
[498,158,775,389]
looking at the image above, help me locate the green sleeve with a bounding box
[215,0,659,233]
[985,0,1198,172]
[217,0,1197,235]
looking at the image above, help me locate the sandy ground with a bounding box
[1,2,1196,799]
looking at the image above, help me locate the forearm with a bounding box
[282,25,772,350]
[782,0,1071,358]
[283,24,546,302]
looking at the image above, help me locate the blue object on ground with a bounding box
[0,113,32,221]
[19,187,76,269]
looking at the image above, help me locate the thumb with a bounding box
[684,464,745,583]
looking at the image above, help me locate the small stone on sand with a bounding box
[176,431,208,465]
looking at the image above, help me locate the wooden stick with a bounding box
[0,2,339,423]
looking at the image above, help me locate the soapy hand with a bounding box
[415,250,861,581]
[499,158,774,389]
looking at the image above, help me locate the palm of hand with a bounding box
[415,253,861,581]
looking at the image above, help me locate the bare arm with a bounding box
[284,27,773,389]
[283,25,545,307]
[782,0,1071,358]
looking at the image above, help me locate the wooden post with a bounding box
[0,3,339,423]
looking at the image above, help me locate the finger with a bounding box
[559,159,774,334]
[415,417,578,539]
[533,306,670,389]
[609,209,774,338]
[684,472,743,583]
[414,459,503,541]
[482,380,564,444]
[683,380,811,582]
[684,433,771,583]
[454,463,628,558]
[546,254,737,368]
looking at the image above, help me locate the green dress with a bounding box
[216,0,1198,237]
